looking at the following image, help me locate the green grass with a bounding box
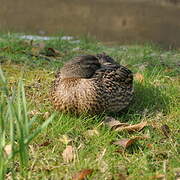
[0,33,179,179]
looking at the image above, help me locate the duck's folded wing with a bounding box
[96,53,120,68]
[94,64,133,84]
[115,65,133,84]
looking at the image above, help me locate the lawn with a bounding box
[0,33,179,179]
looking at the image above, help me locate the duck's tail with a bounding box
[96,53,120,68]
[96,53,133,84]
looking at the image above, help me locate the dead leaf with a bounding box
[60,135,72,145]
[115,121,148,132]
[134,72,144,82]
[146,143,153,149]
[104,117,147,132]
[161,124,171,138]
[151,174,165,179]
[116,173,127,180]
[43,112,50,119]
[103,116,129,129]
[85,129,99,137]
[164,68,173,73]
[45,47,61,57]
[113,136,149,149]
[39,140,51,147]
[62,145,75,163]
[115,149,124,154]
[4,144,12,156]
[113,138,135,148]
[72,169,93,180]
[0,46,12,52]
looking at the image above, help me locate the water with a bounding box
[1,0,180,47]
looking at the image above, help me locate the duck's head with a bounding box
[60,55,101,79]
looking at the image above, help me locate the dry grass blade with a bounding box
[85,129,99,137]
[103,116,129,129]
[115,121,148,132]
[161,124,171,138]
[4,144,12,156]
[43,112,50,119]
[174,168,180,179]
[62,145,75,163]
[151,174,165,179]
[72,169,93,180]
[39,140,51,147]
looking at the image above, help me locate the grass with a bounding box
[0,33,179,179]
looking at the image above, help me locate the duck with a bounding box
[51,53,133,115]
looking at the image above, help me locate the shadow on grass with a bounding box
[133,82,170,112]
[110,82,171,121]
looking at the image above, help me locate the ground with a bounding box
[0,33,179,179]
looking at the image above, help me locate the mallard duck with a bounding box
[51,53,133,115]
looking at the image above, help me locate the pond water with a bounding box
[1,0,180,47]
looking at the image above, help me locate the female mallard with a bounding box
[51,53,133,115]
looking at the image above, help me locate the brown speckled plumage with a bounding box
[51,53,133,115]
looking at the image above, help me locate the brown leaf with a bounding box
[104,117,147,132]
[117,173,127,180]
[146,143,153,149]
[113,136,149,149]
[45,47,61,57]
[0,46,12,52]
[62,145,75,163]
[4,144,12,156]
[151,174,165,179]
[115,121,148,132]
[161,124,171,138]
[113,138,135,148]
[115,149,124,154]
[39,140,51,147]
[164,68,173,73]
[104,116,129,129]
[72,169,93,180]
[134,72,144,82]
